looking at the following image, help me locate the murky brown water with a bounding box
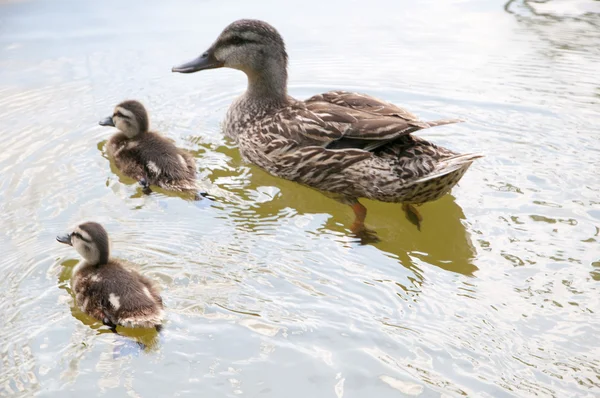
[1,0,599,396]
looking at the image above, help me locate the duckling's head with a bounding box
[57,222,110,265]
[99,100,149,139]
[172,19,288,94]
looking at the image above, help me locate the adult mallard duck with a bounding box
[172,19,482,238]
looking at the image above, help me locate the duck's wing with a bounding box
[266,102,415,183]
[140,134,196,187]
[295,101,425,141]
[274,145,373,184]
[306,90,420,121]
[138,274,163,307]
[265,95,465,184]
[291,99,456,153]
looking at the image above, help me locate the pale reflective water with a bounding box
[1,0,599,396]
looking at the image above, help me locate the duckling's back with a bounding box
[107,132,197,192]
[73,261,164,329]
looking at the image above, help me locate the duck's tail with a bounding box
[158,180,198,193]
[423,152,484,182]
[422,118,464,128]
[118,308,165,330]
[400,152,483,204]
[412,153,483,184]
[156,179,213,202]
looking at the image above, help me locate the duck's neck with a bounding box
[244,59,289,109]
[122,128,144,140]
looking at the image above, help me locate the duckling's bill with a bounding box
[56,233,72,246]
[99,116,115,127]
[172,50,223,73]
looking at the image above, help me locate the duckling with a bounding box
[172,19,482,238]
[99,100,197,195]
[56,221,164,331]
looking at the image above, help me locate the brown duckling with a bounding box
[99,100,197,194]
[57,221,164,331]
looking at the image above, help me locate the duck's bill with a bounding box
[56,233,72,246]
[172,51,224,73]
[99,116,115,127]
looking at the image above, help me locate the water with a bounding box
[1,0,599,396]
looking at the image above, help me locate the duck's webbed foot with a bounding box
[138,178,152,195]
[351,224,380,244]
[349,201,380,244]
[102,317,118,333]
[402,203,423,231]
[193,191,214,201]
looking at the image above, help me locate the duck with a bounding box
[99,100,198,195]
[172,19,482,238]
[56,221,164,331]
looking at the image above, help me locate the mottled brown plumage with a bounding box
[57,222,164,330]
[173,19,482,234]
[99,100,197,193]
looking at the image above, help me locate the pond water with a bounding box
[1,0,599,396]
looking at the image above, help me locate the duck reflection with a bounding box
[505,0,600,20]
[207,145,478,276]
[504,0,600,50]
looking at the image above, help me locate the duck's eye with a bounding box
[72,232,91,243]
[113,111,126,119]
[224,36,257,47]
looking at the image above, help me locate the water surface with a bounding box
[1,0,599,396]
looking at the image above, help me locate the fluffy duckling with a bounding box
[172,19,482,237]
[57,221,164,331]
[99,100,197,194]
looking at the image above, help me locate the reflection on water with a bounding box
[506,0,600,19]
[1,0,599,396]
[220,161,479,276]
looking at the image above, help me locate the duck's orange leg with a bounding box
[402,203,423,230]
[349,201,379,243]
[350,202,367,234]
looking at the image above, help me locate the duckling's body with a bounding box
[71,259,164,329]
[100,100,197,193]
[173,19,482,236]
[105,130,197,192]
[57,222,164,330]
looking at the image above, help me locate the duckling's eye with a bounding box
[72,232,91,243]
[113,111,126,119]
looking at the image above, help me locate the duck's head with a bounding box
[172,19,288,95]
[99,100,149,139]
[57,222,110,265]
